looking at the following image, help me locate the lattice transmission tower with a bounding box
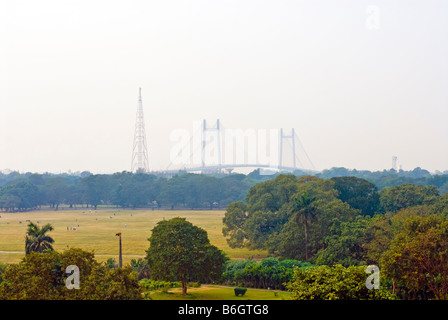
[131,88,150,173]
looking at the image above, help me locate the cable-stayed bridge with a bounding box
[159,119,315,175]
[131,90,315,175]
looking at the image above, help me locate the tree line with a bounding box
[315,166,448,192]
[1,167,447,212]
[0,171,255,212]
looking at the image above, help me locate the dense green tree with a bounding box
[0,181,39,211]
[362,203,438,266]
[0,263,7,284]
[219,174,253,204]
[222,201,248,248]
[331,176,380,216]
[360,215,394,265]
[146,217,227,295]
[294,175,338,202]
[241,210,287,250]
[111,172,155,208]
[223,258,311,290]
[270,199,359,261]
[245,174,298,213]
[318,167,353,179]
[0,248,142,300]
[0,194,21,212]
[380,215,448,299]
[198,244,229,283]
[158,176,185,209]
[80,174,110,209]
[292,192,316,261]
[80,265,142,300]
[44,177,69,210]
[428,193,448,218]
[313,215,371,266]
[287,264,394,300]
[379,183,439,213]
[222,175,339,252]
[223,175,361,262]
[65,184,82,208]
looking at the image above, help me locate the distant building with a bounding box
[392,156,398,171]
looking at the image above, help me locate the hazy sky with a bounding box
[0,0,447,174]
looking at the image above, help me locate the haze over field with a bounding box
[0,0,447,173]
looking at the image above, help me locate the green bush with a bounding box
[0,249,142,300]
[0,263,8,284]
[188,281,201,288]
[139,279,181,291]
[234,287,247,297]
[223,258,311,290]
[286,265,395,300]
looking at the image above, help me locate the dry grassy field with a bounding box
[0,209,267,265]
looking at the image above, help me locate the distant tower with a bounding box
[279,128,314,171]
[279,129,297,170]
[392,156,398,171]
[201,119,222,171]
[131,88,149,173]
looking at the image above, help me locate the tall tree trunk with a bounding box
[181,280,187,295]
[392,278,396,295]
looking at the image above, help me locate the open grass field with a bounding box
[149,285,291,300]
[0,209,267,265]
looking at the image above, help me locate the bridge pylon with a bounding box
[201,119,222,173]
[279,128,297,171]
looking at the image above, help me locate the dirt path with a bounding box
[204,284,285,293]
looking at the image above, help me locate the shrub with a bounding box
[139,279,181,291]
[0,249,142,300]
[223,258,311,290]
[287,265,395,300]
[188,281,201,288]
[234,287,247,297]
[0,263,8,284]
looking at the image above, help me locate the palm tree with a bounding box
[293,192,316,261]
[25,222,55,254]
[130,258,151,279]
